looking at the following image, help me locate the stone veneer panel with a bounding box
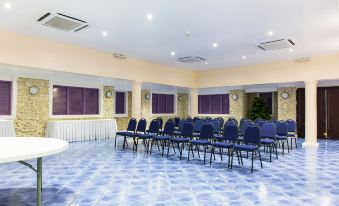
[229,90,247,122]
[15,77,49,136]
[103,86,114,119]
[278,87,297,121]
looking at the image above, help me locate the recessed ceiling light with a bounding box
[3,2,11,9]
[212,43,218,48]
[268,31,274,36]
[289,48,294,52]
[147,13,153,21]
[102,31,108,37]
[204,62,208,65]
[185,31,191,37]
[171,51,175,56]
[242,56,247,60]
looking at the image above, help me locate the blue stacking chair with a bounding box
[231,125,263,173]
[218,117,225,129]
[205,117,213,122]
[193,116,200,123]
[134,119,160,153]
[174,117,180,128]
[192,119,204,137]
[115,118,137,148]
[228,117,238,125]
[260,122,278,162]
[188,123,214,164]
[168,122,193,159]
[286,119,297,149]
[240,120,255,139]
[275,121,290,155]
[212,120,221,134]
[157,117,164,131]
[150,120,175,157]
[210,122,239,168]
[124,118,147,150]
[174,119,186,135]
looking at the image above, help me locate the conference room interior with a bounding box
[1,0,339,206]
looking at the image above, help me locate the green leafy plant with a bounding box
[248,97,271,120]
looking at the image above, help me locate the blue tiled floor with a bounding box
[0,138,339,206]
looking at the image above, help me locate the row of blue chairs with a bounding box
[115,117,297,173]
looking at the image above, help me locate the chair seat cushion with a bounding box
[137,133,154,139]
[288,133,295,137]
[116,131,133,136]
[192,132,200,137]
[214,134,224,140]
[261,139,274,144]
[152,135,170,141]
[233,144,258,151]
[170,138,190,143]
[191,140,210,145]
[173,131,181,135]
[212,142,233,148]
[126,133,139,137]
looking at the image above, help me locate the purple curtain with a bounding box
[259,92,273,114]
[152,93,174,114]
[115,92,125,114]
[198,94,230,114]
[53,86,67,115]
[0,81,11,115]
[84,88,99,114]
[68,87,83,115]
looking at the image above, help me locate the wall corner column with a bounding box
[132,81,142,120]
[303,80,319,148]
[190,88,198,117]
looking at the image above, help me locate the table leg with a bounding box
[37,157,42,206]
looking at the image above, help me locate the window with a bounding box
[53,85,99,115]
[0,80,11,115]
[152,93,174,114]
[198,94,229,114]
[115,91,126,114]
[259,92,273,114]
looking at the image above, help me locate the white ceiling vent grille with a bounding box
[177,56,206,63]
[37,12,89,32]
[257,39,295,51]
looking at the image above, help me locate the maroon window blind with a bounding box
[0,81,11,115]
[198,94,229,114]
[115,92,126,114]
[53,85,99,115]
[152,93,175,114]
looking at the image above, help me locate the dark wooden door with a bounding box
[297,86,339,139]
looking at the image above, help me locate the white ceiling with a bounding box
[1,0,339,71]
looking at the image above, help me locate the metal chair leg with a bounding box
[251,151,254,173]
[258,150,263,169]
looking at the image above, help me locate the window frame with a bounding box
[50,84,102,118]
[114,91,128,118]
[150,91,177,116]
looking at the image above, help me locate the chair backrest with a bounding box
[223,122,239,142]
[218,117,225,128]
[193,119,204,133]
[157,117,163,130]
[126,118,137,132]
[228,117,238,125]
[174,117,180,127]
[212,120,221,133]
[187,117,192,121]
[178,119,186,131]
[181,122,193,137]
[163,120,175,136]
[136,118,147,133]
[240,120,255,136]
[260,122,276,139]
[193,116,200,123]
[205,117,212,122]
[199,123,215,139]
[276,121,288,136]
[243,125,261,146]
[286,119,296,133]
[148,119,160,134]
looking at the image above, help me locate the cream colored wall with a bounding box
[0,31,196,88]
[196,54,339,88]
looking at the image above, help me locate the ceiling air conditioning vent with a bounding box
[177,56,206,63]
[37,12,89,32]
[257,39,295,51]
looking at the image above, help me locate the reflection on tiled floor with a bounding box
[0,138,339,206]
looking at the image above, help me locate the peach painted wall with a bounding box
[196,54,339,88]
[0,31,196,88]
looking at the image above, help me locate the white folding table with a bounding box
[0,137,68,206]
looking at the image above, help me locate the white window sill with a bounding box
[151,113,177,116]
[0,115,15,120]
[114,114,128,118]
[197,114,231,117]
[50,114,103,119]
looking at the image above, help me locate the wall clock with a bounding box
[29,86,38,95]
[105,91,112,98]
[178,96,182,102]
[145,93,150,100]
[232,94,238,101]
[281,92,289,99]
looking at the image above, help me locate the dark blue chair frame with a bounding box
[124,118,147,150]
[134,119,159,153]
[168,122,193,160]
[275,121,290,155]
[231,125,263,173]
[188,123,214,164]
[260,122,278,162]
[115,118,137,148]
[286,119,298,150]
[210,122,239,168]
[150,120,175,157]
